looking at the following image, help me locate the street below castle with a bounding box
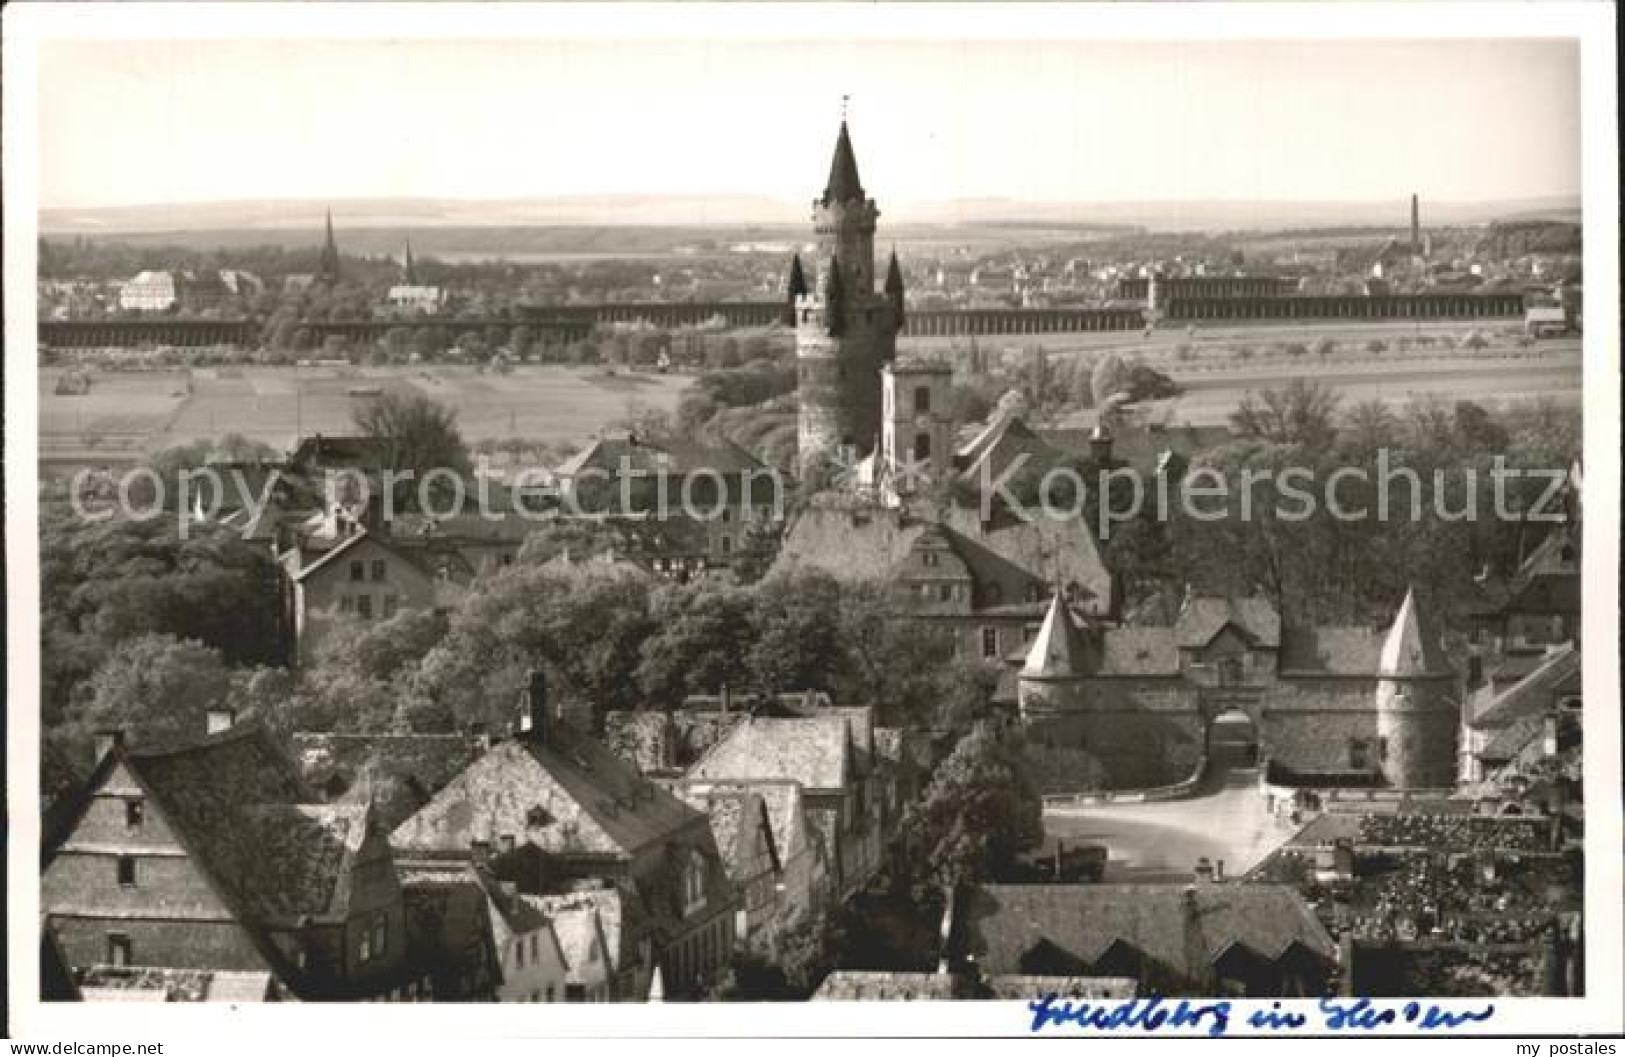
[1043,765,1289,883]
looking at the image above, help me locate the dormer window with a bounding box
[125,797,144,828]
[682,851,708,916]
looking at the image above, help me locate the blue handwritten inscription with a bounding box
[1028,995,1233,1037]
[1320,998,1497,1032]
[1027,995,1497,1037]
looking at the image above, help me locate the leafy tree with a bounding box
[1230,378,1342,450]
[637,581,759,707]
[892,723,1044,898]
[351,392,473,507]
[63,633,234,763]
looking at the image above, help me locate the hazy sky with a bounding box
[37,37,1579,210]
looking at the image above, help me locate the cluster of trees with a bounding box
[38,503,287,795]
[281,565,1000,739]
[1108,383,1583,633]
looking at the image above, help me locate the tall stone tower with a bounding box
[881,360,953,491]
[792,120,899,471]
[1410,194,1421,254]
[1373,587,1459,788]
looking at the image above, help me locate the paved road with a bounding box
[1043,766,1293,884]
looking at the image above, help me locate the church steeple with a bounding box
[884,249,906,328]
[318,209,341,286]
[821,121,866,206]
[784,253,808,325]
[403,238,418,285]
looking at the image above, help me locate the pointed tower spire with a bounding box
[1023,592,1088,678]
[821,121,866,206]
[318,209,341,286]
[823,255,845,337]
[403,238,418,284]
[784,253,809,326]
[1378,588,1449,676]
[884,249,906,329]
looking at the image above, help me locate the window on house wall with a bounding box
[500,834,515,853]
[383,595,399,618]
[369,559,385,582]
[108,934,132,967]
[914,387,931,414]
[356,594,373,620]
[125,798,144,828]
[350,560,365,582]
[938,584,953,602]
[339,595,355,614]
[546,984,555,1002]
[372,912,388,958]
[116,855,137,887]
[516,939,526,968]
[720,536,732,555]
[913,434,932,461]
[981,626,1000,659]
[1348,740,1370,770]
[501,553,515,567]
[359,930,373,964]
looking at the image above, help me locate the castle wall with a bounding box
[1022,677,1202,789]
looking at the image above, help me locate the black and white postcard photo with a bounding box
[4,2,1620,1049]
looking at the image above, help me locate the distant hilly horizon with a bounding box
[39,192,1582,236]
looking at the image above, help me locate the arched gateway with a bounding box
[1207,708,1259,769]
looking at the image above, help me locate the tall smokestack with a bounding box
[1411,194,1420,252]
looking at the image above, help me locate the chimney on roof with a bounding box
[205,708,236,736]
[93,729,126,763]
[1089,423,1114,465]
[526,669,550,744]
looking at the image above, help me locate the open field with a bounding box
[900,318,1585,428]
[38,364,691,466]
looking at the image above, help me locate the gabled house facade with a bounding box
[41,723,432,1001]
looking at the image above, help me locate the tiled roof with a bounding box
[686,715,852,791]
[1175,596,1281,650]
[1377,589,1452,676]
[1504,523,1581,614]
[121,726,354,926]
[390,731,707,859]
[962,884,1336,980]
[821,121,866,205]
[1471,645,1580,730]
[812,971,962,1000]
[1479,716,1547,764]
[1276,627,1387,676]
[291,732,486,831]
[984,975,1138,1000]
[771,501,1113,616]
[235,803,371,919]
[1098,628,1180,676]
[1282,812,1363,849]
[1024,594,1090,677]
